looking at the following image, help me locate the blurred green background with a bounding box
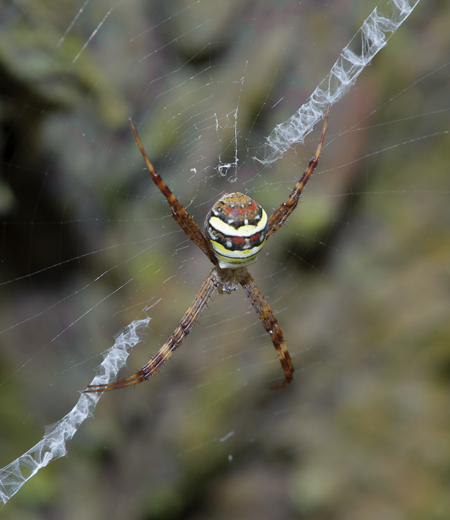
[0,1,449,519]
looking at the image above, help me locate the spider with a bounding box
[85,104,330,393]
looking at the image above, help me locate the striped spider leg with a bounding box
[85,106,329,393]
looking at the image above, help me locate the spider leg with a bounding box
[85,270,218,392]
[266,104,330,239]
[240,271,294,390]
[129,119,217,265]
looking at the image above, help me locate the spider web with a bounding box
[1,0,450,517]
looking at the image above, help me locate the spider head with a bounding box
[205,192,268,270]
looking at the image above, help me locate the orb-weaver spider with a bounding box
[86,104,330,393]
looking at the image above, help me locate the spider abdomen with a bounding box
[205,192,268,269]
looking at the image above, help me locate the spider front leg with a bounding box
[240,271,294,390]
[85,270,218,392]
[267,104,330,238]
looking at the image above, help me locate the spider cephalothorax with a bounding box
[205,192,268,269]
[85,105,330,394]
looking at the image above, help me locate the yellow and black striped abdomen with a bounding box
[205,192,268,269]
